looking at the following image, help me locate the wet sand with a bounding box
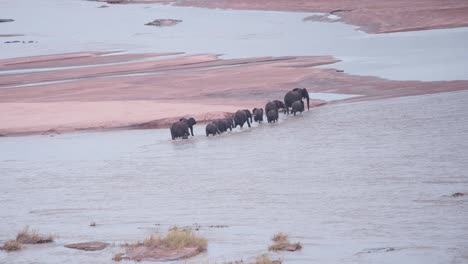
[1,52,468,136]
[100,0,468,33]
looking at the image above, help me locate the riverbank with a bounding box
[94,0,468,34]
[1,51,468,136]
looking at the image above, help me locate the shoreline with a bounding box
[93,0,468,34]
[1,51,468,137]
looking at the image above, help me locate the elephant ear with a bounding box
[252,108,257,113]
[188,117,197,126]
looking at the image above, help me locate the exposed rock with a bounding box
[121,246,202,261]
[4,40,37,44]
[268,233,302,252]
[0,19,14,23]
[359,247,396,254]
[65,241,109,251]
[451,192,465,197]
[98,5,109,8]
[103,0,126,3]
[145,19,182,27]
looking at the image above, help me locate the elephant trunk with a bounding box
[190,126,194,136]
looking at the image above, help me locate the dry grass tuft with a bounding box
[113,253,124,262]
[1,240,22,251]
[16,226,54,244]
[255,254,274,264]
[272,233,288,243]
[141,227,207,251]
[268,232,302,252]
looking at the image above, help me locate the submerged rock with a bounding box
[145,19,182,27]
[359,247,396,254]
[65,241,109,251]
[451,192,465,197]
[0,19,14,23]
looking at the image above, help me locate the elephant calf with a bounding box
[206,122,220,136]
[265,100,285,115]
[214,119,232,133]
[267,109,279,123]
[252,108,264,123]
[291,100,304,116]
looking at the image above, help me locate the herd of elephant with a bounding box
[170,88,310,140]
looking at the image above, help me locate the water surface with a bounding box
[1,90,467,263]
[1,0,468,81]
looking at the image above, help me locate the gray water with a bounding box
[1,90,467,263]
[1,0,468,81]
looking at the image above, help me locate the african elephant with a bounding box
[214,119,231,133]
[225,117,234,129]
[242,109,253,123]
[206,122,220,136]
[284,88,309,114]
[170,120,189,140]
[291,100,304,116]
[252,108,264,123]
[234,110,251,128]
[266,109,279,123]
[179,117,197,136]
[265,100,286,115]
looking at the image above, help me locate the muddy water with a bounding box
[1,0,468,81]
[1,90,467,263]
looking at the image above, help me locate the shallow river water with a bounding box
[1,90,468,264]
[1,0,468,81]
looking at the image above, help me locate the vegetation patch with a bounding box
[16,226,54,244]
[268,232,302,252]
[0,240,22,251]
[254,254,282,264]
[115,227,207,261]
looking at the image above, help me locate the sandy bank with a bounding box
[1,51,467,136]
[96,0,468,34]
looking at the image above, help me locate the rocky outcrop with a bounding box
[64,241,109,251]
[145,19,182,27]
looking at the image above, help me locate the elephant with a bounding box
[266,109,279,123]
[265,100,286,115]
[225,117,235,129]
[206,122,220,136]
[234,110,251,128]
[284,88,309,114]
[179,117,197,136]
[252,108,264,123]
[291,100,304,116]
[214,119,231,133]
[242,109,253,123]
[170,120,189,140]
